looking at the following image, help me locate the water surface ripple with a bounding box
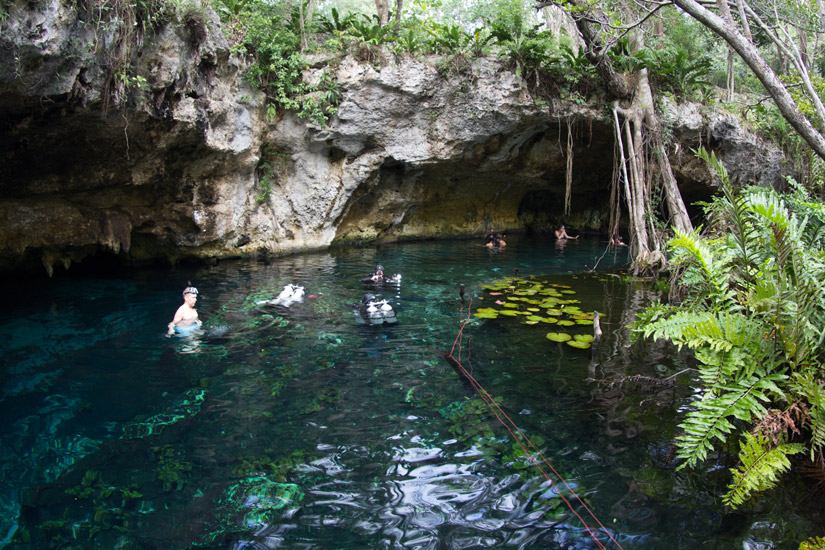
[0,236,820,549]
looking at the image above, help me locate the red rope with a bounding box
[449,295,623,550]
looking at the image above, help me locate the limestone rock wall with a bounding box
[0,1,793,276]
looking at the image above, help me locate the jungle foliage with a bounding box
[634,148,825,508]
[211,0,729,126]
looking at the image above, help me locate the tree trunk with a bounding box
[305,0,315,23]
[672,0,825,161]
[734,0,752,41]
[375,0,389,25]
[635,68,694,234]
[716,0,735,101]
[537,0,691,272]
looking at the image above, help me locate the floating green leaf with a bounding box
[557,320,575,326]
[574,334,594,343]
[474,312,499,319]
[566,340,590,349]
[546,332,572,342]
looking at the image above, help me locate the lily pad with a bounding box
[557,320,576,327]
[575,319,594,325]
[498,310,519,316]
[476,308,498,314]
[474,312,499,319]
[540,318,558,324]
[573,334,594,343]
[546,332,572,342]
[526,315,545,322]
[566,340,590,349]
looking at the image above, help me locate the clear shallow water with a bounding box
[0,235,820,549]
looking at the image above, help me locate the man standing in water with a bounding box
[167,285,201,335]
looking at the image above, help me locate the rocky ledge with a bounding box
[0,1,792,276]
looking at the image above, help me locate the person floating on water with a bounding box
[484,228,496,245]
[167,284,202,336]
[353,293,398,325]
[610,234,627,246]
[485,233,506,248]
[362,265,402,286]
[370,264,385,283]
[554,225,579,240]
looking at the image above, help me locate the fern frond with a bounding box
[789,373,825,460]
[800,536,825,550]
[669,229,730,296]
[676,374,787,469]
[723,431,804,508]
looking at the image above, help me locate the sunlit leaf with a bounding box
[566,340,590,349]
[546,332,571,342]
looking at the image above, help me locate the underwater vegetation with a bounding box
[475,277,596,349]
[120,389,206,439]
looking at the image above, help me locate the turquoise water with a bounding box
[0,235,820,549]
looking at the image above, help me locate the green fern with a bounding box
[789,373,825,460]
[800,536,825,550]
[636,149,825,507]
[723,431,804,508]
[676,374,787,468]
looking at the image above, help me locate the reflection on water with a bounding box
[0,235,820,549]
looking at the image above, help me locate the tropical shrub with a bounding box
[317,7,358,34]
[240,1,339,126]
[609,42,712,101]
[634,148,825,508]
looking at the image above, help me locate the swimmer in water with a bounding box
[370,265,385,283]
[485,233,506,248]
[168,285,202,336]
[555,225,579,240]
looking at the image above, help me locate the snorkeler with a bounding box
[362,265,402,286]
[167,284,202,336]
[486,233,506,248]
[353,293,398,325]
[369,265,385,283]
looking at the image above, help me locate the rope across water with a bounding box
[447,294,624,550]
